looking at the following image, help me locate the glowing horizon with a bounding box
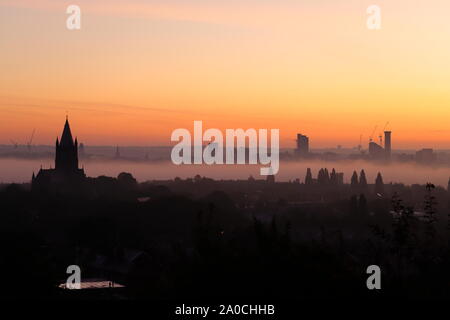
[1,0,450,149]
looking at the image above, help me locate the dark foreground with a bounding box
[1,174,450,302]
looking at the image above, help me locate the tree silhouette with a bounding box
[375,172,384,195]
[323,168,330,184]
[349,195,358,216]
[350,171,359,191]
[448,178,450,234]
[317,169,325,185]
[305,168,313,185]
[330,168,337,185]
[391,192,416,251]
[359,169,368,191]
[358,194,368,215]
[424,183,437,242]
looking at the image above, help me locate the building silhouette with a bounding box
[416,148,436,164]
[79,142,86,158]
[384,131,391,159]
[32,117,86,192]
[296,134,309,156]
[369,131,392,160]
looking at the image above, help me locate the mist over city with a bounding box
[1,130,449,187]
[2,0,450,314]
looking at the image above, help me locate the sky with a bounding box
[1,0,450,149]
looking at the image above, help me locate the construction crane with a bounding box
[379,122,390,146]
[369,125,378,143]
[357,134,363,152]
[27,129,35,151]
[10,139,18,149]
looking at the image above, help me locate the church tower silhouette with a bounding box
[32,117,86,192]
[55,117,79,172]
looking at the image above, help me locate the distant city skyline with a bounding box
[2,0,450,148]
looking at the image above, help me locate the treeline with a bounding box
[0,179,450,299]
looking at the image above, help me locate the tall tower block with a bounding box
[296,134,309,155]
[384,131,392,159]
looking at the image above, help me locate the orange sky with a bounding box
[1,0,450,149]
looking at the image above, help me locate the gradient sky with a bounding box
[1,0,450,148]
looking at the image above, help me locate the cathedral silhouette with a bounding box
[32,117,86,192]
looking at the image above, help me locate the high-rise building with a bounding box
[384,131,391,159]
[296,134,309,155]
[416,148,436,164]
[369,130,393,160]
[369,141,384,159]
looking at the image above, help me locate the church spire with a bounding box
[60,117,74,147]
[55,117,79,172]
